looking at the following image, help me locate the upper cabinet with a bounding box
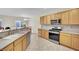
[40,15,51,25]
[69,9,79,24]
[43,16,47,24]
[61,11,69,24]
[54,13,62,20]
[50,14,55,20]
[40,8,79,25]
[46,15,51,24]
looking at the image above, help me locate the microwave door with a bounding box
[51,20,57,25]
[51,19,61,25]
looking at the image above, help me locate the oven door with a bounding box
[49,32,59,41]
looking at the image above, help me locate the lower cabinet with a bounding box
[60,32,72,47]
[2,35,29,51]
[41,29,45,38]
[3,43,13,51]
[14,42,22,51]
[72,35,79,50]
[44,30,49,39]
[60,32,79,50]
[22,36,28,51]
[38,29,49,39]
[14,37,23,51]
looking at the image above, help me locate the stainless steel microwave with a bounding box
[51,19,61,25]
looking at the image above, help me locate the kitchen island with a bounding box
[0,27,31,51]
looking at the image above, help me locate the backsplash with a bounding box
[41,25,61,30]
[62,25,79,32]
[41,25,79,32]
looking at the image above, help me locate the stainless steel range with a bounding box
[49,27,61,44]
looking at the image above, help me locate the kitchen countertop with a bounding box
[0,29,31,50]
[0,27,25,33]
[61,31,79,35]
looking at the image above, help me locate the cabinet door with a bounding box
[54,13,62,19]
[50,14,55,20]
[14,42,22,51]
[23,36,27,51]
[72,35,79,50]
[43,16,47,24]
[41,29,44,38]
[44,30,49,39]
[60,32,72,47]
[62,11,69,24]
[14,38,23,51]
[46,15,51,24]
[3,43,13,51]
[69,9,79,24]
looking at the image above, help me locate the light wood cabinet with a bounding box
[72,34,79,50]
[22,36,27,51]
[46,15,51,24]
[62,11,69,24]
[14,42,22,51]
[38,29,49,39]
[3,43,13,51]
[40,8,79,25]
[14,37,23,51]
[40,15,51,25]
[43,16,47,24]
[50,14,55,20]
[60,32,79,50]
[54,13,62,19]
[41,29,45,38]
[0,32,30,51]
[69,9,79,24]
[60,32,72,47]
[44,30,49,39]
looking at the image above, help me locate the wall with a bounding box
[29,16,41,33]
[0,15,29,29]
[41,24,61,30]
[62,25,79,33]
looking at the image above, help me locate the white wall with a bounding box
[0,15,30,28]
[29,16,41,33]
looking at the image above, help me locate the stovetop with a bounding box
[49,29,61,32]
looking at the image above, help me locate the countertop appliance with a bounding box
[49,27,62,44]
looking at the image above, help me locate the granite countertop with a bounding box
[0,29,10,33]
[0,27,25,33]
[0,29,31,50]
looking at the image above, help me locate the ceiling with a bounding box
[0,8,70,18]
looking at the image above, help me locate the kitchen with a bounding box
[0,8,79,51]
[38,8,79,51]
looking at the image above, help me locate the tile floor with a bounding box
[26,34,74,51]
